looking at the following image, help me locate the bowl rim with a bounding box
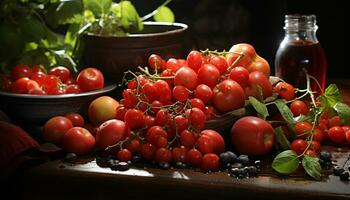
[0,83,117,99]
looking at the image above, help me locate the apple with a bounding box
[231,116,275,156]
[88,96,119,125]
[96,119,127,151]
[63,127,95,155]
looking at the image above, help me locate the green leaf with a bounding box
[64,23,80,53]
[0,24,25,62]
[302,155,322,180]
[46,0,83,27]
[333,102,350,125]
[274,127,290,150]
[272,150,299,175]
[51,50,77,72]
[274,99,296,134]
[324,84,341,107]
[18,16,46,42]
[119,1,143,31]
[154,6,174,23]
[248,96,269,120]
[83,0,112,17]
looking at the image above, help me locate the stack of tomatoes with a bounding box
[0,64,104,95]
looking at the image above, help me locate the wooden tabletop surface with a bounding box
[9,79,350,200]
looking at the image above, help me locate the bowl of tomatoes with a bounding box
[0,65,117,125]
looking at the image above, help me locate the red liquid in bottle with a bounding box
[275,40,327,94]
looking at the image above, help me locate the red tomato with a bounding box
[290,139,308,155]
[145,126,168,146]
[180,130,198,148]
[290,100,308,116]
[295,121,312,139]
[148,54,165,70]
[186,50,203,72]
[190,98,205,111]
[229,66,250,88]
[155,148,172,163]
[194,84,213,104]
[65,112,85,127]
[66,84,81,94]
[245,71,272,100]
[31,64,47,74]
[329,116,341,127]
[172,85,189,102]
[201,129,225,154]
[213,79,245,113]
[209,55,228,75]
[88,96,119,125]
[63,127,95,155]
[140,143,156,161]
[328,126,346,144]
[77,67,104,92]
[95,119,127,151]
[117,149,132,162]
[227,43,256,68]
[172,146,188,163]
[196,134,215,154]
[123,138,140,154]
[274,82,296,101]
[165,58,180,72]
[246,55,271,78]
[124,109,145,130]
[43,116,73,145]
[197,64,220,87]
[49,66,71,83]
[305,149,317,157]
[187,148,203,166]
[186,108,206,130]
[312,127,324,143]
[11,64,31,80]
[231,116,275,156]
[174,66,198,90]
[201,153,219,171]
[11,77,30,93]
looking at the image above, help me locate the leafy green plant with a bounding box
[0,0,174,73]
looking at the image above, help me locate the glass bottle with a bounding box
[275,14,327,94]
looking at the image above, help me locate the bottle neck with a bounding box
[283,14,319,44]
[284,30,319,43]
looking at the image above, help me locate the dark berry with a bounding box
[236,168,246,179]
[320,151,332,162]
[96,157,109,167]
[319,159,326,167]
[237,155,250,166]
[64,153,77,161]
[175,162,187,169]
[219,152,231,165]
[333,166,345,176]
[107,159,119,168]
[159,162,170,169]
[254,160,261,169]
[247,166,258,176]
[111,162,130,171]
[340,171,349,181]
[131,155,141,163]
[231,162,243,169]
[229,168,240,176]
[226,151,237,163]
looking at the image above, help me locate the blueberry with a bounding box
[107,159,119,167]
[320,151,332,162]
[219,152,230,165]
[96,156,109,167]
[319,159,326,167]
[226,151,237,163]
[111,162,130,171]
[175,162,187,169]
[229,168,240,176]
[159,162,170,169]
[64,153,77,161]
[231,162,243,169]
[131,155,141,163]
[340,171,349,181]
[236,168,247,178]
[237,155,250,166]
[247,166,258,176]
[333,166,345,176]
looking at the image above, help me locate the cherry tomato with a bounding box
[174,66,198,90]
[124,109,145,130]
[213,79,245,113]
[77,67,104,92]
[194,84,213,104]
[11,64,31,80]
[31,64,47,74]
[274,82,295,101]
[187,148,203,166]
[295,121,312,139]
[229,66,250,88]
[329,116,341,127]
[145,126,168,146]
[42,75,60,91]
[172,146,188,163]
[173,85,189,102]
[43,116,73,145]
[231,116,275,156]
[187,50,203,72]
[201,129,225,154]
[290,139,308,155]
[155,148,172,163]
[201,153,219,171]
[140,143,156,161]
[196,135,215,154]
[197,64,220,87]
[174,115,189,133]
[245,71,272,100]
[65,112,84,127]
[148,54,165,70]
[165,58,180,72]
[28,88,46,95]
[186,108,206,130]
[49,66,71,83]
[31,71,46,86]
[63,127,95,155]
[11,77,30,93]
[305,149,317,157]
[117,149,132,161]
[66,84,81,94]
[190,98,205,111]
[227,43,256,68]
[123,138,140,154]
[180,130,198,148]
[155,110,171,126]
[209,55,228,75]
[328,126,346,144]
[143,82,159,102]
[290,100,308,116]
[312,127,324,143]
[309,140,321,154]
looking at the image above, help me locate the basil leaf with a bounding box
[274,99,296,134]
[84,0,112,17]
[333,102,350,125]
[324,84,341,107]
[154,6,175,23]
[274,127,290,150]
[248,96,269,120]
[119,1,143,31]
[272,150,299,175]
[46,0,83,27]
[302,155,322,180]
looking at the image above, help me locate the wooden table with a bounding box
[8,79,350,200]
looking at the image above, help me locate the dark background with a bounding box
[134,0,347,79]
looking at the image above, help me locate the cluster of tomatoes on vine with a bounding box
[0,64,104,95]
[274,81,350,158]
[105,44,274,171]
